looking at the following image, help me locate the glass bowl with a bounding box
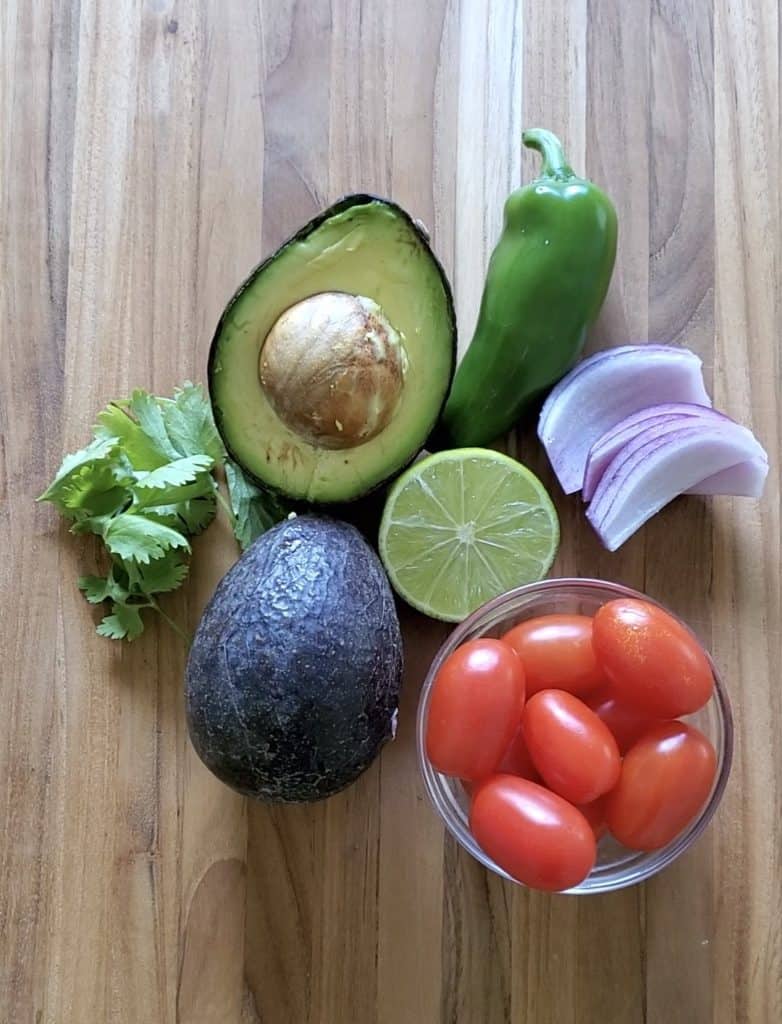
[416,578,733,894]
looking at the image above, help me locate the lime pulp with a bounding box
[379,448,560,622]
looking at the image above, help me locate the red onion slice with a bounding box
[538,346,711,494]
[582,403,750,501]
[685,456,769,497]
[586,422,768,551]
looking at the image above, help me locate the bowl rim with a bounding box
[416,576,734,895]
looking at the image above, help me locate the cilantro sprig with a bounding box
[39,383,290,641]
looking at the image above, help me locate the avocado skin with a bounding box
[207,193,457,503]
[185,515,403,802]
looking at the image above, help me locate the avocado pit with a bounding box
[259,292,407,450]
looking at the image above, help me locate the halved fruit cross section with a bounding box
[209,195,456,503]
[379,448,560,622]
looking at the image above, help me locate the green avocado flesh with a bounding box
[209,197,456,503]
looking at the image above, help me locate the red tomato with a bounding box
[502,614,605,697]
[522,690,621,804]
[585,688,659,755]
[462,729,538,796]
[592,599,714,718]
[470,776,596,891]
[576,796,608,840]
[606,722,717,851]
[497,726,541,781]
[426,639,525,780]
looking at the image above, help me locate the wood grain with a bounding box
[1,1,779,1022]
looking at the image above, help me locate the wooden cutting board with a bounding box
[2,1,779,1021]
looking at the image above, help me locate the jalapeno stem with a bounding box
[522,129,575,181]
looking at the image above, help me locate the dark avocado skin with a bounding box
[185,515,403,802]
[207,193,457,503]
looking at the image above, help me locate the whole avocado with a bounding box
[186,515,403,802]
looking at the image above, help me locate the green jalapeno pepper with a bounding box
[438,129,617,447]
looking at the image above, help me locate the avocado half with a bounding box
[208,195,456,503]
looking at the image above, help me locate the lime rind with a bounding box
[379,448,559,621]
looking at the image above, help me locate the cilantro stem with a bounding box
[147,597,192,645]
[216,488,235,524]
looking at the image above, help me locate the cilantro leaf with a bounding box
[141,493,217,535]
[41,380,243,643]
[159,382,226,462]
[78,570,130,605]
[95,403,170,470]
[38,436,120,512]
[133,454,214,491]
[176,495,218,535]
[128,390,181,460]
[132,473,215,511]
[70,514,113,537]
[97,602,145,641]
[135,550,190,594]
[225,459,290,551]
[104,512,190,563]
[58,456,135,520]
[137,504,189,532]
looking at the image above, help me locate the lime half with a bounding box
[379,448,560,622]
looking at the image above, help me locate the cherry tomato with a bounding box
[426,639,525,780]
[497,726,541,781]
[522,690,621,804]
[502,614,605,697]
[470,776,596,891]
[462,725,539,796]
[592,599,714,718]
[576,796,608,840]
[606,722,717,851]
[585,687,659,754]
